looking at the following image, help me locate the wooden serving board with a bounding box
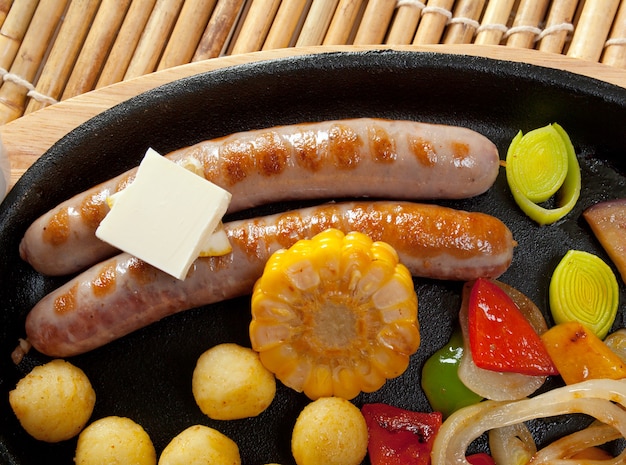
[4,44,626,189]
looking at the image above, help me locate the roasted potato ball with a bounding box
[158,424,241,465]
[9,359,95,442]
[74,416,156,465]
[291,397,368,465]
[192,343,276,420]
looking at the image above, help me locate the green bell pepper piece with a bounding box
[421,327,483,418]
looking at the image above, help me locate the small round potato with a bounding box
[192,343,276,420]
[158,424,241,465]
[74,416,156,465]
[291,397,368,465]
[9,359,96,442]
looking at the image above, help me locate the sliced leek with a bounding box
[549,250,619,340]
[505,123,581,225]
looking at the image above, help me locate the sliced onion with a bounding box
[605,329,626,363]
[431,379,626,465]
[457,281,547,400]
[492,280,549,335]
[549,250,619,340]
[532,421,621,463]
[489,423,536,465]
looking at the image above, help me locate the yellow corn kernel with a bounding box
[249,228,420,400]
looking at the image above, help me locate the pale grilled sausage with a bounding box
[25,201,515,357]
[19,118,500,276]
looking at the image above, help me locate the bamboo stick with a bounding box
[443,0,485,44]
[0,0,67,124]
[193,0,245,60]
[568,0,620,61]
[413,0,454,44]
[295,0,339,46]
[386,1,423,45]
[353,0,396,44]
[25,0,101,114]
[96,0,157,88]
[536,0,577,54]
[602,0,626,68]
[158,0,217,69]
[0,0,38,72]
[124,0,184,80]
[323,0,364,45]
[63,0,131,99]
[230,0,281,54]
[505,0,550,49]
[474,0,515,45]
[0,0,14,29]
[263,0,308,50]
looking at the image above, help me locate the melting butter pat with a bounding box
[96,148,232,280]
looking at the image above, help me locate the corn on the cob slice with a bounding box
[249,228,420,400]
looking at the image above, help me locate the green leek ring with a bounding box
[549,250,619,340]
[506,123,581,225]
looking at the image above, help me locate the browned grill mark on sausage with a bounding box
[92,262,117,297]
[115,173,135,193]
[127,257,159,285]
[409,136,437,166]
[80,191,109,229]
[328,123,362,169]
[452,141,470,159]
[220,139,255,184]
[53,284,78,315]
[293,130,322,171]
[255,131,289,176]
[43,208,70,246]
[368,125,396,163]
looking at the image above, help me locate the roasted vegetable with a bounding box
[421,327,483,418]
[468,278,558,376]
[605,328,626,362]
[361,403,442,465]
[583,198,626,284]
[249,228,420,400]
[541,321,626,384]
[466,453,496,465]
[549,249,618,340]
[458,280,551,401]
[505,123,580,225]
[488,423,536,465]
[431,379,626,465]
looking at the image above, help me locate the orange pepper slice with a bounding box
[541,321,626,385]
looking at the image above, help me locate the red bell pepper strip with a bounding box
[361,403,442,465]
[466,453,496,465]
[468,278,558,376]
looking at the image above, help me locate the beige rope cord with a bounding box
[0,0,625,125]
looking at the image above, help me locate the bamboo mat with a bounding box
[0,0,624,126]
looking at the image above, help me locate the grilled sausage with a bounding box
[19,118,500,276]
[25,201,515,357]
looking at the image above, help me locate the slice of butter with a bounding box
[96,148,232,279]
[105,166,232,258]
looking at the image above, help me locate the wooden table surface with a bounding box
[4,44,626,189]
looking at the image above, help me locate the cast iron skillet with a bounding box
[2,50,626,464]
